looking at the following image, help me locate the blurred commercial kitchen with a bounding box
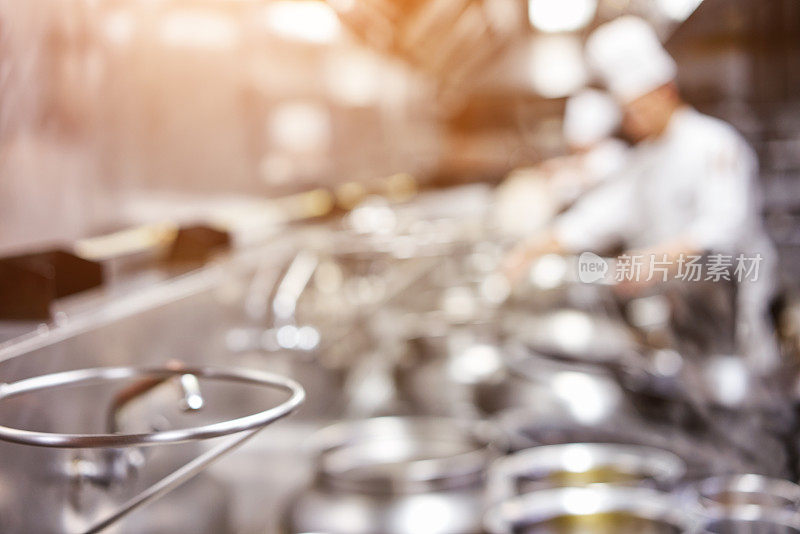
[1,0,800,532]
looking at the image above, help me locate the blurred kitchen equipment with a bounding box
[165,225,231,265]
[394,321,502,417]
[503,308,639,366]
[508,254,620,312]
[483,485,698,534]
[494,407,747,478]
[688,474,800,512]
[0,248,103,320]
[695,507,800,534]
[101,365,232,534]
[495,306,791,478]
[229,248,362,417]
[472,339,627,421]
[486,443,686,504]
[0,365,304,533]
[230,237,441,417]
[331,0,522,99]
[282,416,502,534]
[687,355,794,479]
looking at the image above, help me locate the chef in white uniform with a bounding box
[506,16,779,373]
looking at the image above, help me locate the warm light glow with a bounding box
[484,0,523,35]
[348,201,397,234]
[264,1,342,44]
[103,10,136,45]
[324,50,381,106]
[528,0,596,32]
[160,11,239,49]
[268,101,331,153]
[656,0,703,21]
[528,35,588,98]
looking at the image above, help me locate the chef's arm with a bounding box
[503,175,637,282]
[503,229,565,282]
[622,237,701,284]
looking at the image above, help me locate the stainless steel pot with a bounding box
[282,416,502,534]
[503,309,639,366]
[682,474,800,533]
[494,309,692,427]
[694,507,800,533]
[493,407,746,477]
[690,474,800,511]
[483,486,698,534]
[395,324,503,417]
[472,340,627,421]
[486,443,686,504]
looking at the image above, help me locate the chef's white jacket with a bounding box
[556,107,759,253]
[554,106,779,371]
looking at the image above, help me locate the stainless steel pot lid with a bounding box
[483,486,696,534]
[487,443,686,503]
[310,417,500,494]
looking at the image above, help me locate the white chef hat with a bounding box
[586,16,677,103]
[563,88,621,148]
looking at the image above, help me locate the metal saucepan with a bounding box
[486,443,686,504]
[484,486,698,534]
[282,416,502,534]
[693,506,800,533]
[472,340,628,421]
[395,322,503,417]
[689,474,800,511]
[503,309,639,366]
[493,407,748,477]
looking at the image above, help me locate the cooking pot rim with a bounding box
[310,416,503,494]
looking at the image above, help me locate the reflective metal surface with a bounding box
[283,416,501,534]
[484,486,698,534]
[0,209,795,533]
[0,366,304,448]
[695,507,800,534]
[487,443,686,504]
[691,474,800,511]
